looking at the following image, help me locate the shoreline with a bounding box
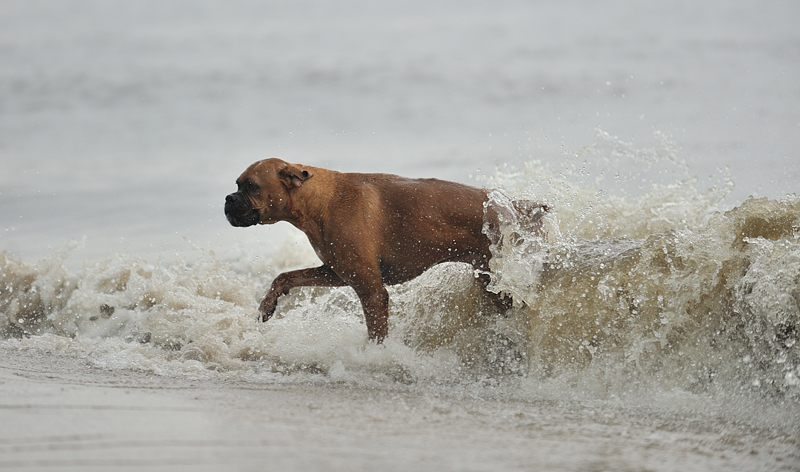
[1,346,796,471]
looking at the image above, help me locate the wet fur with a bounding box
[225,158,547,343]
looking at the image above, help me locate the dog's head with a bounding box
[225,158,314,227]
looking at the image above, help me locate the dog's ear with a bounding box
[278,163,314,188]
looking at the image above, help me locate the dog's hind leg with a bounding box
[449,252,514,313]
[476,271,514,312]
[512,200,549,236]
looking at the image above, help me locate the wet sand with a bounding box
[1,346,796,471]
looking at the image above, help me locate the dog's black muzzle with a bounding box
[225,192,260,227]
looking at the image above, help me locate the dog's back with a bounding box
[335,173,490,285]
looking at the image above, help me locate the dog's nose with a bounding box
[226,194,236,204]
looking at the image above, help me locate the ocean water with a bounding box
[1,0,799,469]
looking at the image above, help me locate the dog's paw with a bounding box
[258,296,278,322]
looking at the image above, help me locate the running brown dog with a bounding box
[224,158,547,343]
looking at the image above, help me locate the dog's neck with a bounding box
[284,167,338,237]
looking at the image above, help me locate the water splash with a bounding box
[479,132,798,397]
[1,133,798,402]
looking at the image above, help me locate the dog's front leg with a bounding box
[348,278,390,344]
[259,265,346,321]
[360,286,390,343]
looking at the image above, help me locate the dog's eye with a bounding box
[244,181,259,193]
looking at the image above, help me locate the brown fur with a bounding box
[225,158,547,343]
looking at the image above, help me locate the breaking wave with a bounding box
[1,132,798,405]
